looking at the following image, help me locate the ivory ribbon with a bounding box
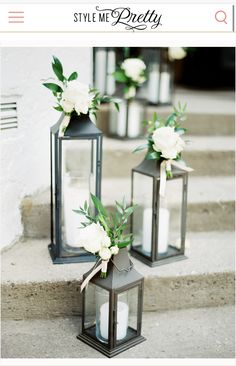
[80,260,108,292]
[159,160,194,197]
[59,115,70,137]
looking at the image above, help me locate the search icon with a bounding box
[215,10,227,24]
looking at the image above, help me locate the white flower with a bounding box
[61,80,90,115]
[60,99,74,113]
[121,58,146,84]
[124,86,136,99]
[78,222,111,254]
[110,246,119,255]
[99,247,112,261]
[152,126,185,160]
[168,47,187,61]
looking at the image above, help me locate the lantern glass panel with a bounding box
[84,283,96,336]
[158,176,183,256]
[95,287,110,343]
[132,172,153,258]
[115,286,139,345]
[61,139,96,251]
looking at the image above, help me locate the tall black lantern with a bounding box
[78,248,145,358]
[49,113,102,264]
[130,159,188,267]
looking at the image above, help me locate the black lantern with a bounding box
[78,248,145,357]
[49,113,102,263]
[130,159,188,266]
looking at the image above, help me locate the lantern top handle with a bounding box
[51,113,102,138]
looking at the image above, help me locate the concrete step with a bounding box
[1,232,234,320]
[21,176,235,238]
[101,136,235,177]
[96,103,235,137]
[1,305,234,358]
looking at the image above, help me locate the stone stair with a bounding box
[1,89,235,358]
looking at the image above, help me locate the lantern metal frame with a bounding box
[130,159,188,267]
[48,113,102,264]
[77,249,146,358]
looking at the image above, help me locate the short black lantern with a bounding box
[130,159,188,267]
[78,248,145,357]
[49,113,102,263]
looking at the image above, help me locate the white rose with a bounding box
[99,247,112,261]
[110,246,119,255]
[62,80,90,115]
[168,47,187,61]
[124,86,136,99]
[60,99,74,113]
[121,58,146,83]
[152,126,185,160]
[78,222,110,254]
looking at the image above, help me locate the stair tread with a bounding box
[1,305,234,358]
[2,231,234,285]
[103,135,235,151]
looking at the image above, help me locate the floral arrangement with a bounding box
[113,58,146,99]
[168,47,187,61]
[134,103,188,178]
[75,194,136,278]
[43,56,118,135]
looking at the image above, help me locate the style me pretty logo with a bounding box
[74,6,162,31]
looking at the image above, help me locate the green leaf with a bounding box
[53,105,63,112]
[52,56,63,74]
[68,71,78,81]
[133,143,148,153]
[52,56,64,82]
[43,83,63,93]
[113,70,128,83]
[175,127,187,135]
[91,194,107,217]
[145,150,161,160]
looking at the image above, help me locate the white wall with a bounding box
[0,47,92,249]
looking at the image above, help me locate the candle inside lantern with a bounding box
[99,301,129,341]
[142,208,152,253]
[63,174,89,247]
[147,63,160,104]
[95,49,107,95]
[106,50,116,95]
[158,207,170,254]
[159,71,171,104]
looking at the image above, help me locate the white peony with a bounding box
[99,247,112,261]
[168,47,187,61]
[124,86,136,99]
[61,80,90,115]
[121,58,146,84]
[110,245,119,255]
[152,126,185,160]
[60,99,74,113]
[78,222,111,254]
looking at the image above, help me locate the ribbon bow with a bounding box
[80,259,108,292]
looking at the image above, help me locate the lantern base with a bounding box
[130,246,187,267]
[77,331,146,358]
[48,243,96,264]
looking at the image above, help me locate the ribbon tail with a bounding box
[159,160,167,197]
[80,263,103,292]
[170,160,194,173]
[59,115,70,137]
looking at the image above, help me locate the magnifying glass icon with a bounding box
[215,10,227,24]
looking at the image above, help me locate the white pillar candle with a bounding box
[127,101,143,138]
[63,183,89,247]
[106,50,116,95]
[142,208,152,253]
[159,71,171,104]
[147,65,160,104]
[99,301,129,341]
[95,50,107,95]
[116,101,127,137]
[158,207,170,254]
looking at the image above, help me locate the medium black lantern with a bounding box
[130,159,188,266]
[78,248,145,357]
[49,113,102,263]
